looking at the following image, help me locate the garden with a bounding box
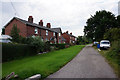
[2,45,85,79]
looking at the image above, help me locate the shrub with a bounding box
[50,44,66,50]
[106,40,120,65]
[29,36,45,53]
[44,41,51,52]
[2,43,37,62]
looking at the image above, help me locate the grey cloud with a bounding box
[0,0,119,36]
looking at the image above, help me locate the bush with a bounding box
[50,44,66,50]
[44,41,51,52]
[2,43,37,62]
[106,40,120,65]
[29,36,45,53]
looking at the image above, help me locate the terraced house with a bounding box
[62,31,77,44]
[4,16,76,44]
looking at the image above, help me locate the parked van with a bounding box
[100,40,110,49]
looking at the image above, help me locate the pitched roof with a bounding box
[4,17,58,33]
[66,33,76,38]
[52,28,62,33]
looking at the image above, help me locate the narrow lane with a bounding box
[47,44,117,78]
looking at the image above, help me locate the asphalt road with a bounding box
[47,44,117,78]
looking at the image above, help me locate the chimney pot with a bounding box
[39,20,43,26]
[46,23,51,28]
[28,16,33,23]
[70,32,72,35]
[66,31,68,33]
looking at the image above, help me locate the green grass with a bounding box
[2,45,85,79]
[93,46,120,78]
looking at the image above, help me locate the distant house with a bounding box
[4,16,63,44]
[62,31,77,44]
[52,28,66,43]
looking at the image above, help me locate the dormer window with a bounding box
[35,28,38,34]
[46,30,48,35]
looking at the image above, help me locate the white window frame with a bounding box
[35,28,38,34]
[75,38,77,41]
[41,37,44,41]
[59,33,61,36]
[53,32,55,36]
[46,30,48,35]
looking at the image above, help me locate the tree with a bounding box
[104,28,120,41]
[116,15,120,28]
[84,10,117,41]
[76,36,91,45]
[10,24,20,43]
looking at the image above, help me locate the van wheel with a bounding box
[100,47,102,50]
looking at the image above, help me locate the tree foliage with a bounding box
[117,15,120,28]
[104,28,120,41]
[29,36,45,52]
[76,36,91,45]
[10,24,20,43]
[84,10,117,41]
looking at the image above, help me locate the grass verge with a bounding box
[93,46,120,78]
[2,45,85,79]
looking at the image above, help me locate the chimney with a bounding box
[46,23,51,28]
[28,16,33,23]
[66,31,68,34]
[39,20,43,26]
[70,32,72,35]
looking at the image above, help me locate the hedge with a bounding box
[50,44,66,49]
[2,43,37,62]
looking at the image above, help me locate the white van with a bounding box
[100,40,110,49]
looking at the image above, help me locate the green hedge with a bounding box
[50,44,66,49]
[2,43,37,62]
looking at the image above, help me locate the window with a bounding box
[75,38,77,41]
[59,33,61,36]
[54,38,56,44]
[35,28,38,34]
[73,41,75,43]
[59,39,61,43]
[46,30,48,35]
[41,37,44,41]
[53,32,55,36]
[46,38,48,41]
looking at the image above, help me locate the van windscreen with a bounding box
[101,42,109,44]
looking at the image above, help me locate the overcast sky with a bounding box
[0,0,119,37]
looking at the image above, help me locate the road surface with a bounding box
[47,44,117,78]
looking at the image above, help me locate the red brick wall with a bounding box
[27,26,54,41]
[26,25,35,37]
[62,33,70,44]
[5,18,27,37]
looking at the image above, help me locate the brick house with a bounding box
[52,28,66,43]
[4,16,64,44]
[62,31,77,44]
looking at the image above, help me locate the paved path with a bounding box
[47,44,117,78]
